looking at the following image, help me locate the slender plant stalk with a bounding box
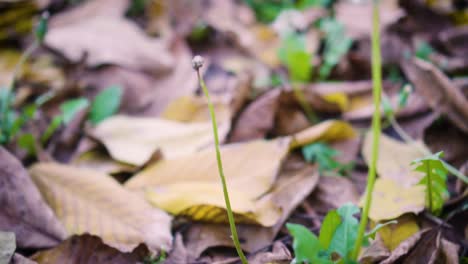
[194,61,248,264]
[352,1,382,260]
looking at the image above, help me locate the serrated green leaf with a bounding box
[287,223,333,264]
[319,210,341,250]
[329,203,360,261]
[60,98,89,124]
[89,85,122,125]
[411,151,449,215]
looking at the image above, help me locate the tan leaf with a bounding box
[29,163,172,252]
[183,158,320,256]
[362,132,425,187]
[0,148,66,249]
[0,231,15,264]
[126,139,290,227]
[91,115,230,166]
[290,120,356,149]
[31,234,150,264]
[378,214,420,251]
[309,176,360,214]
[45,0,174,73]
[381,229,428,264]
[367,178,425,221]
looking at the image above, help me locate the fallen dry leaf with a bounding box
[402,58,468,133]
[378,214,420,251]
[359,237,390,264]
[309,176,360,215]
[45,0,174,73]
[164,233,188,264]
[91,114,230,166]
[336,0,404,39]
[31,234,150,264]
[400,229,446,264]
[0,147,67,249]
[367,178,425,221]
[29,163,172,252]
[126,139,290,227]
[248,241,291,264]
[380,229,427,264]
[11,253,37,264]
[362,132,425,187]
[183,157,320,257]
[125,121,353,226]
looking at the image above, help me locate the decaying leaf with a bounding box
[126,139,290,226]
[359,238,390,264]
[45,0,174,73]
[309,176,360,215]
[0,147,67,249]
[126,121,353,226]
[31,234,150,264]
[248,242,291,264]
[378,214,420,251]
[380,229,428,264]
[0,231,15,264]
[10,253,37,264]
[367,178,425,221]
[402,58,468,133]
[183,157,320,257]
[362,132,426,187]
[29,163,172,252]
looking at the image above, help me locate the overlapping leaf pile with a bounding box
[0,0,467,263]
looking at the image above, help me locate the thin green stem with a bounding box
[352,1,382,260]
[426,161,434,212]
[9,40,39,91]
[196,70,249,264]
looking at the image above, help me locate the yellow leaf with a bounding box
[161,95,231,123]
[378,214,420,251]
[126,121,354,226]
[367,178,425,221]
[91,115,230,166]
[126,139,290,227]
[362,132,425,187]
[29,163,172,252]
[289,120,356,149]
[322,92,349,111]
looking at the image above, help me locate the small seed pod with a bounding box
[192,55,204,70]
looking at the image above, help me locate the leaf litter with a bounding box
[0,0,467,263]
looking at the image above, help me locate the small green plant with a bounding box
[411,152,449,215]
[414,41,434,61]
[316,17,353,80]
[143,251,166,264]
[302,142,353,176]
[277,32,319,123]
[0,12,49,145]
[352,1,382,260]
[287,203,395,263]
[243,0,331,23]
[192,56,248,264]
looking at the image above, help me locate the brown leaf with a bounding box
[10,254,37,264]
[308,176,360,214]
[164,233,188,264]
[381,229,428,264]
[401,229,442,264]
[248,241,292,264]
[45,0,174,73]
[31,234,149,264]
[229,89,281,142]
[402,58,468,133]
[359,237,390,264]
[0,147,67,249]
